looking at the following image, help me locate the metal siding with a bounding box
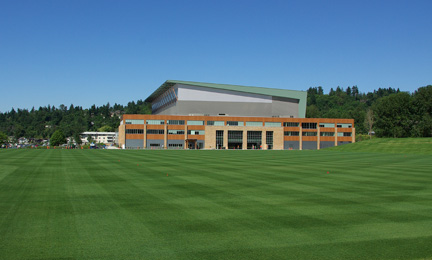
[302,141,317,150]
[320,141,335,149]
[125,139,143,149]
[284,141,300,150]
[146,139,165,148]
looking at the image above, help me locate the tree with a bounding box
[373,92,412,137]
[98,125,114,132]
[50,130,66,146]
[364,109,374,139]
[0,131,8,146]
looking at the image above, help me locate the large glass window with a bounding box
[247,131,262,149]
[284,131,299,136]
[187,120,204,126]
[227,121,244,126]
[320,132,335,136]
[207,121,224,126]
[337,123,352,128]
[246,122,262,127]
[168,143,183,148]
[216,130,224,149]
[147,129,164,134]
[265,122,281,127]
[228,131,243,149]
[266,131,273,149]
[167,120,185,125]
[302,123,317,129]
[283,122,299,127]
[146,120,164,125]
[125,119,144,124]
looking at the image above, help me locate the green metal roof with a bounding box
[145,80,307,117]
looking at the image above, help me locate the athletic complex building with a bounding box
[118,80,355,150]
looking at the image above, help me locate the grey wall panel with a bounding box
[167,140,184,145]
[154,100,299,117]
[338,141,351,146]
[284,141,299,150]
[320,141,334,149]
[146,139,164,148]
[302,141,317,150]
[125,139,143,148]
[272,98,299,118]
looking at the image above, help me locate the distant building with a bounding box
[80,132,118,145]
[118,80,355,150]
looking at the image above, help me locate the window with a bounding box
[319,123,335,128]
[207,121,224,126]
[187,120,204,126]
[227,121,244,126]
[302,132,317,136]
[228,131,243,142]
[216,130,224,149]
[283,122,299,127]
[168,130,185,135]
[302,123,317,129]
[146,120,164,125]
[167,120,185,125]
[284,131,299,136]
[147,129,164,134]
[265,122,281,127]
[126,129,144,134]
[187,130,205,135]
[168,143,183,148]
[125,119,144,124]
[343,132,352,136]
[320,132,335,136]
[337,123,352,128]
[246,122,262,127]
[266,131,273,145]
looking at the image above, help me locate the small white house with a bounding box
[80,132,118,145]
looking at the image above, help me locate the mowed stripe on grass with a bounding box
[0,142,431,259]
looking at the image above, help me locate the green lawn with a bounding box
[0,139,431,259]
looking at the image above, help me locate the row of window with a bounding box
[136,129,206,135]
[284,131,352,137]
[126,119,352,128]
[128,129,352,137]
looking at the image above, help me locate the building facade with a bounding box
[118,80,355,150]
[118,114,354,150]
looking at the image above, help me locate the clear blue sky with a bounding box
[1,0,431,113]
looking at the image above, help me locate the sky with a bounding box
[1,0,431,113]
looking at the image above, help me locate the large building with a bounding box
[118,80,355,150]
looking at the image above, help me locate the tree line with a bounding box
[0,85,431,145]
[306,85,432,138]
[0,100,151,143]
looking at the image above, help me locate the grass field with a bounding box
[0,139,431,259]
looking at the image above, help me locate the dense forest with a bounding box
[0,100,151,143]
[0,85,431,144]
[306,85,432,137]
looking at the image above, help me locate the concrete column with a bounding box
[242,130,247,150]
[352,128,356,143]
[164,123,167,149]
[262,131,267,150]
[335,127,338,146]
[223,130,228,149]
[299,125,303,150]
[184,124,188,149]
[317,126,320,150]
[143,124,147,149]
